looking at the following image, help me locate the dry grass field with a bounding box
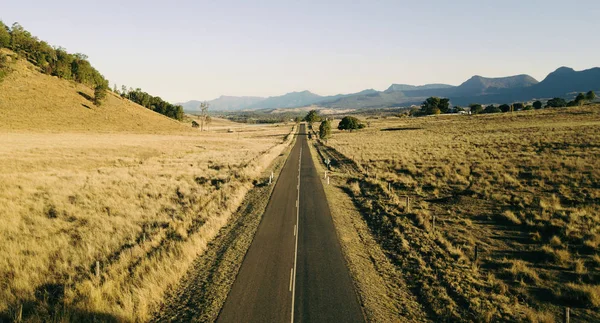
[0,125,294,322]
[0,49,297,321]
[313,106,600,322]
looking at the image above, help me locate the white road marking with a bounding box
[289,268,294,292]
[294,224,297,236]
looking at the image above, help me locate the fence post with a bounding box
[432,215,436,232]
[324,170,327,179]
[17,304,22,322]
[564,307,570,323]
[406,196,411,212]
[474,244,479,262]
[327,176,330,185]
[96,261,100,279]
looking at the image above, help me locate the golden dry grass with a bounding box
[315,106,600,321]
[0,125,295,321]
[0,49,298,321]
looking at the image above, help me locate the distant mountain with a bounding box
[446,67,600,105]
[528,67,600,97]
[454,74,538,95]
[179,96,265,112]
[245,90,323,110]
[181,66,600,112]
[384,83,453,93]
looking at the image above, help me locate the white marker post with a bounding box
[324,170,327,179]
[327,176,330,185]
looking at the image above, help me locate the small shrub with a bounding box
[524,307,555,323]
[505,259,540,284]
[549,236,562,248]
[499,210,521,225]
[573,258,587,274]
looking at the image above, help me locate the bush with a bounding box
[338,116,365,131]
[533,101,543,109]
[93,84,107,106]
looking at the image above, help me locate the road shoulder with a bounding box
[308,139,428,323]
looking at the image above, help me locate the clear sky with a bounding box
[2,0,599,102]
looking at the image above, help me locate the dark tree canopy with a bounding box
[586,90,596,101]
[499,104,511,113]
[121,88,184,121]
[469,104,484,114]
[533,101,543,110]
[304,110,320,124]
[337,116,365,131]
[421,97,450,115]
[483,105,501,114]
[574,93,586,105]
[546,98,567,108]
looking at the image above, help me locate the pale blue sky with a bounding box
[2,0,599,102]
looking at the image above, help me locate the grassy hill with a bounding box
[0,49,189,133]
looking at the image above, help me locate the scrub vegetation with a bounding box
[311,105,600,322]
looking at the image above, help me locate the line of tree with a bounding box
[117,87,184,121]
[0,21,184,119]
[0,21,108,103]
[416,92,596,116]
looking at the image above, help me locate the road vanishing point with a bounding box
[217,123,364,323]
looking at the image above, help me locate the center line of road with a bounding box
[291,146,301,323]
[289,268,293,292]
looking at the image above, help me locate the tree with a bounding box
[198,102,209,131]
[499,104,511,113]
[304,110,320,125]
[0,21,10,48]
[523,105,533,110]
[483,105,501,114]
[574,93,586,106]
[533,100,543,110]
[454,106,464,112]
[469,104,483,114]
[546,98,567,108]
[319,119,332,141]
[585,90,596,102]
[93,84,107,106]
[338,116,365,131]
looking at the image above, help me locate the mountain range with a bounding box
[180,66,600,112]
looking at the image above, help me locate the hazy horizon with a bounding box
[2,0,599,103]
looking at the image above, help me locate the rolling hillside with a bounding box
[0,49,190,133]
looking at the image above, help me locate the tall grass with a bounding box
[0,125,295,321]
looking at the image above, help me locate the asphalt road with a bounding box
[217,124,364,323]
